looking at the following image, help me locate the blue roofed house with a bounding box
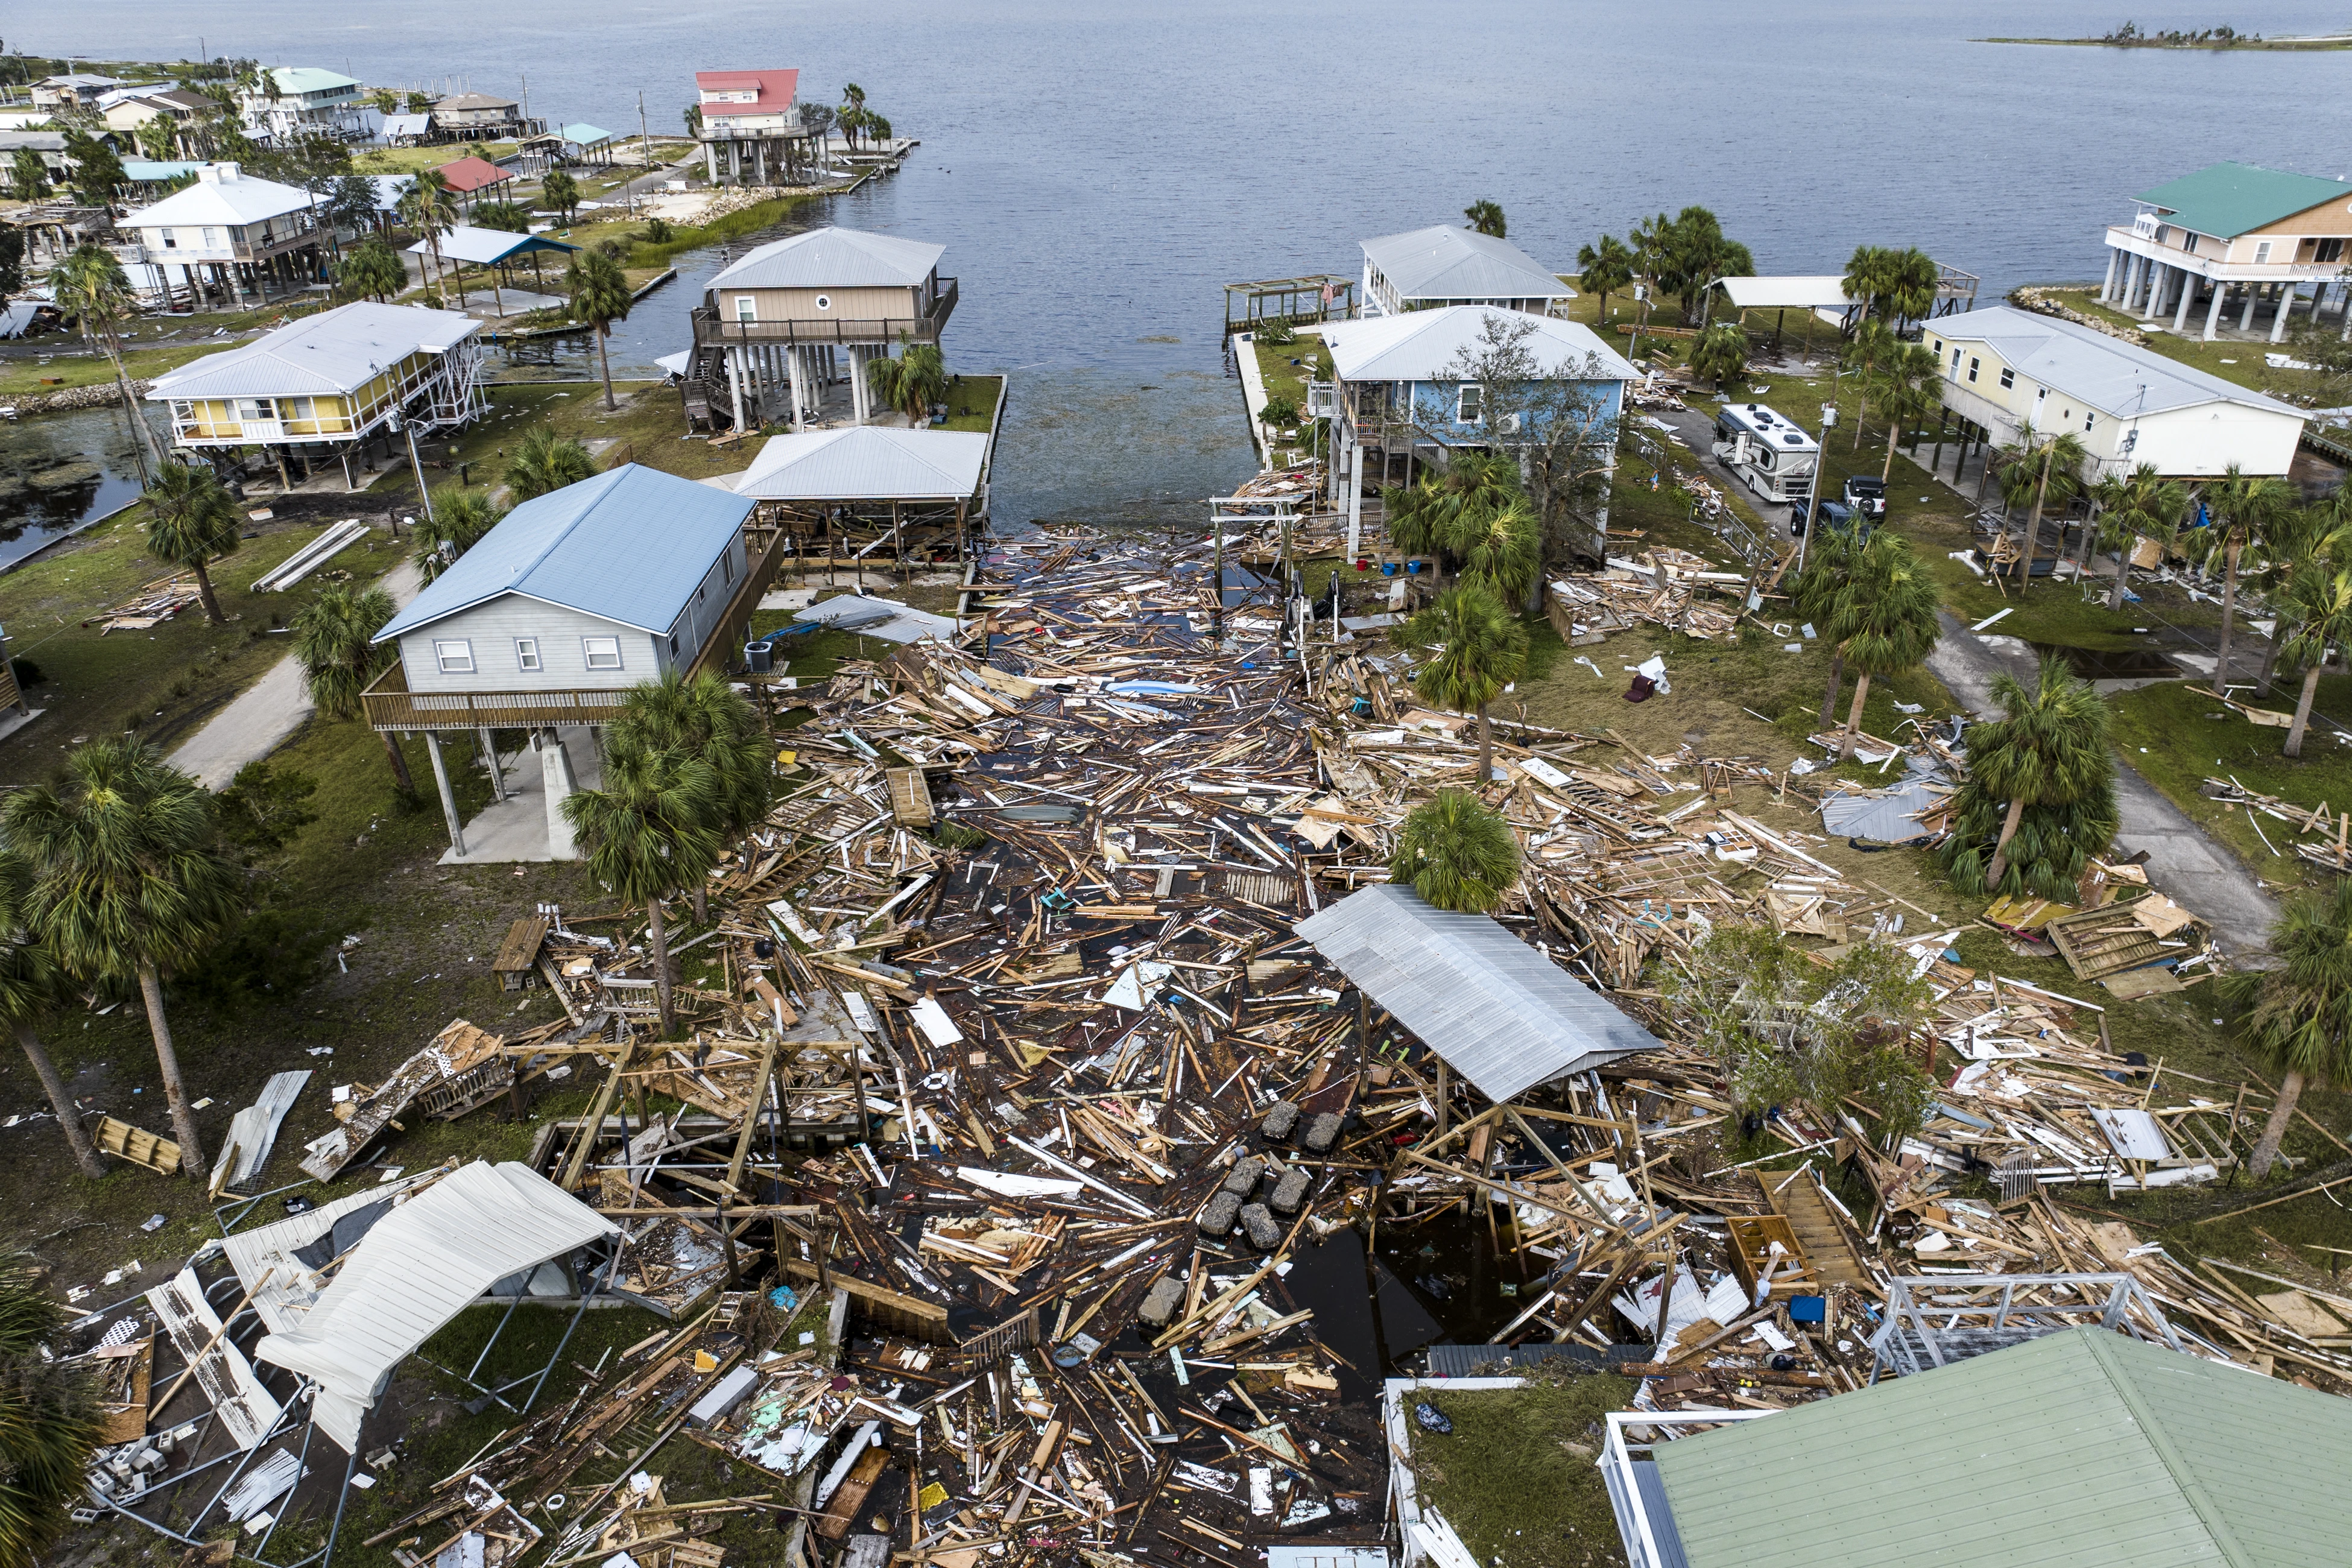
[1314,305,1639,554]
[364,464,779,861]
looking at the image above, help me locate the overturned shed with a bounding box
[1295,882,1662,1103]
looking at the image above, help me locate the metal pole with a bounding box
[401,419,434,528]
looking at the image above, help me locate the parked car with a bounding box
[1843,475,1888,519]
[1791,500,1860,538]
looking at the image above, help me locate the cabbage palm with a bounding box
[1791,528,1864,726]
[335,233,408,303]
[2222,879,2352,1178]
[1938,656,2117,897]
[141,461,242,625]
[1869,343,1943,484]
[609,672,773,922]
[5,739,242,1177]
[1383,451,1522,584]
[504,426,596,502]
[564,735,723,1037]
[1690,322,1751,391]
[1462,199,1506,239]
[867,340,949,425]
[399,167,458,301]
[2201,467,2299,688]
[1833,533,1941,758]
[48,244,163,482]
[290,582,415,794]
[1993,425,2088,587]
[2277,556,2352,758]
[0,1250,102,1563]
[2095,464,2188,610]
[414,488,506,583]
[1576,234,1634,324]
[1389,789,1520,914]
[1840,318,1899,452]
[0,852,103,1179]
[1453,498,1540,607]
[1402,584,1528,780]
[566,248,633,411]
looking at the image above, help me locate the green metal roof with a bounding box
[2136,160,2352,239]
[1651,1327,2352,1567]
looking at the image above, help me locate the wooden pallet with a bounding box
[494,915,549,990]
[96,1116,181,1174]
[885,765,934,827]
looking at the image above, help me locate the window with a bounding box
[1930,340,1941,356]
[695,582,707,605]
[722,551,735,585]
[434,639,475,674]
[2254,241,2273,264]
[159,227,177,249]
[2036,387,2048,403]
[582,636,622,671]
[2084,413,2096,432]
[235,397,277,421]
[203,226,223,247]
[1950,347,1962,375]
[2320,238,2347,264]
[733,295,756,323]
[2182,233,2199,255]
[1456,384,1484,425]
[1967,357,1980,382]
[814,294,832,311]
[668,631,680,658]
[1998,367,2014,390]
[514,637,541,672]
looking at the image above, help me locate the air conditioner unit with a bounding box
[1496,413,1523,434]
[743,640,774,674]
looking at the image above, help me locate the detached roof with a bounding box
[733,426,989,501]
[709,225,945,291]
[381,112,432,139]
[411,224,578,265]
[695,68,800,118]
[1294,884,1661,1102]
[1652,1327,2352,1568]
[378,464,754,641]
[2137,160,2352,239]
[1718,276,1857,311]
[1320,305,1638,385]
[1931,305,2302,420]
[252,1162,615,1451]
[560,122,613,145]
[434,155,514,193]
[1361,224,1574,303]
[125,167,315,227]
[435,91,519,112]
[148,302,481,401]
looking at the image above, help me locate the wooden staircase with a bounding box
[1771,1173,1872,1290]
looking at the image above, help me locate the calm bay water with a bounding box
[15,1,2352,525]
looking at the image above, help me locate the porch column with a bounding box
[2173,270,2197,334]
[2240,282,2259,332]
[849,346,870,423]
[2203,283,2227,341]
[423,731,467,857]
[537,729,580,858]
[2272,285,2300,344]
[479,726,506,802]
[726,344,746,432]
[787,346,809,431]
[1345,439,1364,560]
[2143,259,2166,316]
[2099,248,2121,302]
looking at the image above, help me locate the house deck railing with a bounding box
[362,663,634,732]
[690,278,957,349]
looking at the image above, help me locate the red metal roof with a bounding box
[694,68,799,118]
[434,156,516,194]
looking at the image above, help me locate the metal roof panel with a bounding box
[707,225,946,291]
[146,301,482,401]
[733,426,988,501]
[1360,225,1574,303]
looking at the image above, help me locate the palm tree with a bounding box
[1792,528,1863,727]
[5,739,241,1177]
[1576,235,1634,324]
[48,244,163,482]
[2240,502,2336,698]
[1993,425,2088,587]
[399,167,458,301]
[2202,467,2299,688]
[2277,556,2352,757]
[0,1250,103,1563]
[0,851,103,1179]
[141,461,242,624]
[504,426,596,502]
[543,169,580,224]
[566,248,633,411]
[564,735,722,1037]
[335,233,408,303]
[1832,533,1941,758]
[1462,199,1506,239]
[290,583,414,794]
[1840,318,1899,453]
[1401,584,1528,780]
[1453,498,1540,609]
[1690,321,1751,391]
[2094,464,2188,610]
[1938,656,2118,897]
[414,488,505,583]
[1867,343,1944,484]
[609,672,772,922]
[1389,789,1520,913]
[2222,879,2352,1178]
[1383,451,1522,583]
[1842,245,1893,317]
[867,340,949,425]
[1627,211,1674,358]
[9,147,48,203]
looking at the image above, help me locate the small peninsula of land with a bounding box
[1981,24,2352,49]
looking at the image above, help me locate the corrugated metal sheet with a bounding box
[1718,276,1857,311]
[1932,305,2300,419]
[207,1069,309,1193]
[376,464,754,642]
[221,1169,441,1334]
[413,224,578,267]
[1651,1327,2352,1568]
[253,1162,616,1451]
[1321,306,1639,386]
[1359,225,1573,303]
[125,168,315,227]
[2137,161,2352,241]
[1293,884,1661,1103]
[147,301,482,401]
[707,226,946,292]
[733,427,988,502]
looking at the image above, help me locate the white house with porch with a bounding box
[1358,225,1576,318]
[121,163,326,306]
[2098,161,2352,343]
[365,464,777,861]
[237,68,370,144]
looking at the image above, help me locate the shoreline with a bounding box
[1977,34,2352,51]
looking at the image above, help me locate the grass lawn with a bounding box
[944,373,1004,433]
[1252,334,1332,415]
[1406,1373,1638,1568]
[2039,288,2342,405]
[355,141,522,174]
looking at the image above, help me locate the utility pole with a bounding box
[637,92,653,220]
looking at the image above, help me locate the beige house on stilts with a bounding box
[2099,161,2352,343]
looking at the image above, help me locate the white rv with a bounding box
[1711,403,1818,509]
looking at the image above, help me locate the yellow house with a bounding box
[147,302,487,488]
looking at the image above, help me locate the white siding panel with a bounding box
[398,595,662,694]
